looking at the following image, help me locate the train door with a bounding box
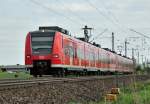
[73,42,79,66]
[98,49,102,69]
[84,44,90,69]
[91,48,95,68]
[63,38,72,66]
[79,43,85,67]
[115,56,119,72]
[107,52,110,70]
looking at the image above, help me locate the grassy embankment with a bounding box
[92,80,150,104]
[69,80,150,104]
[0,70,32,79]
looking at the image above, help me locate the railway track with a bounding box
[0,74,149,90]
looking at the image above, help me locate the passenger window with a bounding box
[69,46,74,57]
[64,47,70,56]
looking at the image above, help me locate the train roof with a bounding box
[39,26,69,35]
[30,26,70,36]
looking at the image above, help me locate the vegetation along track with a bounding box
[0,75,149,90]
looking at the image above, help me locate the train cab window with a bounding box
[31,32,55,55]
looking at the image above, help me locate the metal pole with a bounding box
[125,39,127,56]
[137,51,139,64]
[132,48,134,60]
[112,32,114,51]
[141,55,144,65]
[82,25,93,42]
[132,48,136,68]
[145,57,147,67]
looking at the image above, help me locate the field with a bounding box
[0,71,32,79]
[68,80,150,104]
[90,81,150,104]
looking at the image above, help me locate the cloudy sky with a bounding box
[0,0,150,65]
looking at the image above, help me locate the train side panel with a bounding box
[25,33,32,65]
[51,32,63,65]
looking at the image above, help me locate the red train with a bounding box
[25,26,134,76]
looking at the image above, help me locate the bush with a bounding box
[135,65,142,72]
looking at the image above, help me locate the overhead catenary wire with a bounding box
[97,0,120,23]
[129,29,150,58]
[98,0,126,30]
[90,28,108,42]
[86,0,111,22]
[86,0,110,27]
[86,0,149,58]
[84,0,150,62]
[86,0,129,34]
[103,0,127,27]
[129,29,150,39]
[55,0,92,26]
[30,0,83,26]
[99,0,150,40]
[86,0,119,27]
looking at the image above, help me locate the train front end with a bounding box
[25,26,65,76]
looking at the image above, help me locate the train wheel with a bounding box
[33,68,38,77]
[83,69,87,76]
[57,70,62,77]
[97,70,100,76]
[64,69,68,76]
[30,68,33,75]
[30,68,37,77]
[38,68,43,77]
[56,69,65,77]
[53,69,58,77]
[61,69,65,77]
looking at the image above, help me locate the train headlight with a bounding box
[27,55,31,58]
[52,54,59,58]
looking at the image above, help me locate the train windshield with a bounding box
[31,32,55,55]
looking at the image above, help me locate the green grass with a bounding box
[93,81,150,104]
[0,71,33,79]
[69,81,150,104]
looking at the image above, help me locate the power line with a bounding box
[86,0,128,34]
[129,29,150,39]
[55,0,92,26]
[98,1,124,28]
[90,28,108,42]
[99,1,129,34]
[86,0,117,26]
[129,29,150,60]
[86,0,113,24]
[97,0,119,23]
[30,0,83,25]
